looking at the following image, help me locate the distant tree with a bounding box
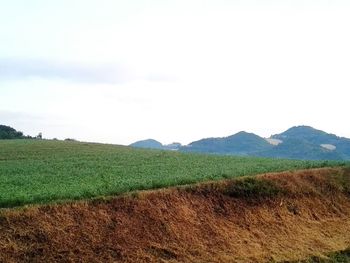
[36,132,43,139]
[0,125,25,139]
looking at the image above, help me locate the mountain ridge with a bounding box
[130,126,350,160]
[130,139,182,151]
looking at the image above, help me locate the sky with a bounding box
[1,0,350,145]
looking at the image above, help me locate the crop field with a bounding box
[0,139,346,208]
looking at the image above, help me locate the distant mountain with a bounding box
[257,138,344,160]
[268,126,350,160]
[130,125,350,160]
[129,139,164,149]
[272,126,339,144]
[180,131,273,155]
[129,139,182,151]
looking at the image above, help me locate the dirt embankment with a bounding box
[1,167,350,263]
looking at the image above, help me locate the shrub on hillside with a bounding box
[224,177,282,199]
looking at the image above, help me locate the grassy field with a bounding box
[0,139,346,208]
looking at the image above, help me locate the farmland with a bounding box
[0,139,345,208]
[1,167,350,262]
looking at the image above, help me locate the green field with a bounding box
[0,139,346,208]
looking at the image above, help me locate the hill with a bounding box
[129,139,164,149]
[130,139,182,150]
[1,167,350,262]
[130,126,350,160]
[180,131,273,155]
[257,138,344,160]
[272,125,337,143]
[270,126,350,159]
[0,139,341,208]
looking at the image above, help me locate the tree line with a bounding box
[0,125,40,139]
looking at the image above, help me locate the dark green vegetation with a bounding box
[261,126,350,160]
[0,139,345,208]
[182,131,273,155]
[293,248,350,262]
[258,137,345,161]
[224,177,282,199]
[0,125,25,139]
[133,126,350,160]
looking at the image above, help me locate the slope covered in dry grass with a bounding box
[1,167,350,262]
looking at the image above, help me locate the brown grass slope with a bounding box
[1,167,350,263]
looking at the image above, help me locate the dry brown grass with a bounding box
[0,167,350,263]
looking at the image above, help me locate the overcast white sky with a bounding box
[1,0,349,145]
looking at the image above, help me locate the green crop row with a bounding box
[0,139,346,208]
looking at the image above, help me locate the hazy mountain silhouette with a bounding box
[130,139,182,151]
[129,139,164,149]
[180,131,273,155]
[130,126,350,160]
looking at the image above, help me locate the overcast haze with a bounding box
[1,0,349,145]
